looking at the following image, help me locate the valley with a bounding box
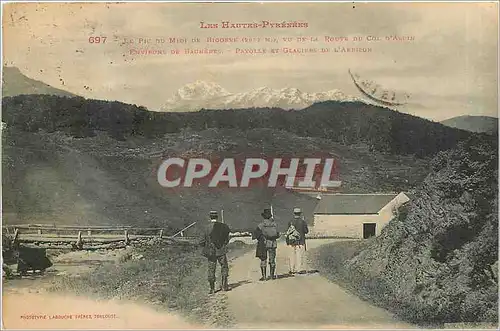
[1,69,497,327]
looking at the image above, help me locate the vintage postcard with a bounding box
[1,1,498,330]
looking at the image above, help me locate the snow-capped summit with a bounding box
[224,86,310,109]
[161,81,231,111]
[174,80,230,100]
[160,81,360,112]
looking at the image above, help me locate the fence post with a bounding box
[124,230,130,245]
[76,231,83,249]
[13,228,19,244]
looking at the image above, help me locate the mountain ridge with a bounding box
[2,94,476,159]
[441,115,498,134]
[161,80,362,112]
[2,66,77,98]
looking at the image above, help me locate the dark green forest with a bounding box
[2,95,474,158]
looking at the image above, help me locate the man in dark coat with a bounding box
[201,210,231,294]
[252,221,268,281]
[286,207,309,274]
[252,208,280,280]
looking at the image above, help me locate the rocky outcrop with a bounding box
[343,135,498,324]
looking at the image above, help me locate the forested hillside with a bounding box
[2,125,429,232]
[1,95,441,231]
[2,95,473,158]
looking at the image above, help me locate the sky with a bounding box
[2,2,498,121]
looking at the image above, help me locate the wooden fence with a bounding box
[2,223,252,247]
[2,222,199,246]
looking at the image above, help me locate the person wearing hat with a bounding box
[201,210,231,294]
[252,208,280,280]
[286,207,309,274]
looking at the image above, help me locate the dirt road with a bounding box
[2,239,415,329]
[225,239,416,329]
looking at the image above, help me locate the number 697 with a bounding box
[88,36,107,44]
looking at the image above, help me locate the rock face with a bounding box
[343,135,498,324]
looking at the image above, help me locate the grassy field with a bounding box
[48,240,254,327]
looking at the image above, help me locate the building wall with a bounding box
[310,214,381,238]
[309,193,410,239]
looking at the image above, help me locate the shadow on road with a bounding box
[275,273,294,279]
[229,279,252,290]
[275,270,319,279]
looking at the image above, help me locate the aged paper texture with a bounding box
[1,1,498,330]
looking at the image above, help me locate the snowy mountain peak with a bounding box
[280,87,301,93]
[279,87,303,97]
[161,81,361,112]
[254,86,273,93]
[174,80,230,100]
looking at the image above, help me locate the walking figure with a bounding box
[201,210,231,294]
[286,207,309,274]
[252,208,280,280]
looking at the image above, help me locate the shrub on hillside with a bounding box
[316,135,498,325]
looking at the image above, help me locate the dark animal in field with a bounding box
[16,246,53,275]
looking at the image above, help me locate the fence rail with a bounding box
[3,225,156,232]
[2,223,198,246]
[2,224,186,231]
[2,223,252,247]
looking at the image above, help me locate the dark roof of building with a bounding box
[313,194,400,215]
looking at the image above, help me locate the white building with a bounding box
[308,192,410,239]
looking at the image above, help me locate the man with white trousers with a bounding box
[286,207,309,274]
